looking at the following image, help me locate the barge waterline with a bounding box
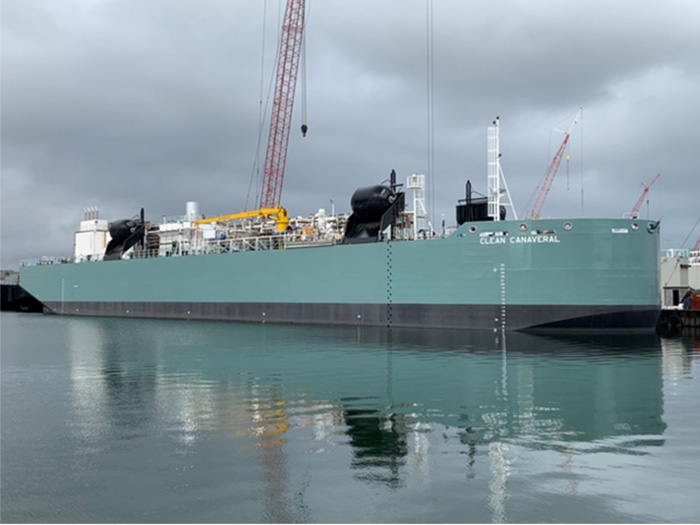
[40,301,660,332]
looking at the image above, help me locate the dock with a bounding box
[658,308,700,331]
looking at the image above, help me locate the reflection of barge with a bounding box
[63,318,668,451]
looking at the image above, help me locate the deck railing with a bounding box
[20,256,72,267]
[21,232,341,267]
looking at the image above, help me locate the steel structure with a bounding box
[529,109,581,219]
[487,118,501,221]
[629,173,661,219]
[485,117,518,221]
[406,173,434,239]
[259,0,306,209]
[194,206,289,233]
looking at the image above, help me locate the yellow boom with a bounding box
[193,206,289,233]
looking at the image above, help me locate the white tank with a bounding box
[185,201,200,220]
[316,208,327,232]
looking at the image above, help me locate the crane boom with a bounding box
[629,173,660,219]
[194,206,289,233]
[259,0,306,210]
[529,109,581,219]
[693,234,700,252]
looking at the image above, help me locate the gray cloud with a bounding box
[2,0,699,268]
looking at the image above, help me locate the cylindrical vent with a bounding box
[185,201,200,220]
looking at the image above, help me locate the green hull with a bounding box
[19,218,661,331]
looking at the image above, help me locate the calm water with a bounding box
[1,312,699,524]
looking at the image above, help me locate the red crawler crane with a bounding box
[529,110,581,220]
[259,0,307,210]
[629,173,661,219]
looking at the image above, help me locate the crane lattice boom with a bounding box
[529,135,571,219]
[630,173,660,219]
[259,0,306,210]
[529,109,581,220]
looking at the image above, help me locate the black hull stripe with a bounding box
[43,301,660,332]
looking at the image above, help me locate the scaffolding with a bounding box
[406,174,434,239]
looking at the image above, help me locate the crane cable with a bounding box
[250,0,269,210]
[680,216,700,249]
[426,0,435,227]
[520,108,582,218]
[520,133,551,218]
[566,144,570,191]
[579,108,584,212]
[246,0,282,210]
[300,3,309,137]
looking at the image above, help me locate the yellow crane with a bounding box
[197,0,306,236]
[193,206,289,233]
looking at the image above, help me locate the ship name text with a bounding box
[479,235,561,246]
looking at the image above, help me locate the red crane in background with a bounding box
[693,234,700,252]
[259,0,307,210]
[529,109,581,219]
[629,173,661,219]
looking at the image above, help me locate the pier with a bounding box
[658,308,700,331]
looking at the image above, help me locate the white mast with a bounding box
[487,117,518,221]
[407,173,434,239]
[487,118,501,221]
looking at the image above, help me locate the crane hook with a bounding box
[301,124,308,137]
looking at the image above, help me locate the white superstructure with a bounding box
[73,207,110,262]
[406,174,434,239]
[660,249,700,307]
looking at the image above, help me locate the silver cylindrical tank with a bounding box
[185,201,200,220]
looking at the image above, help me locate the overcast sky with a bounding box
[2,0,699,268]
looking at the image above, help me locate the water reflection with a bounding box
[63,318,671,522]
[661,334,700,380]
[342,407,408,488]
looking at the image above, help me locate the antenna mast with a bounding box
[487,117,517,221]
[487,118,501,220]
